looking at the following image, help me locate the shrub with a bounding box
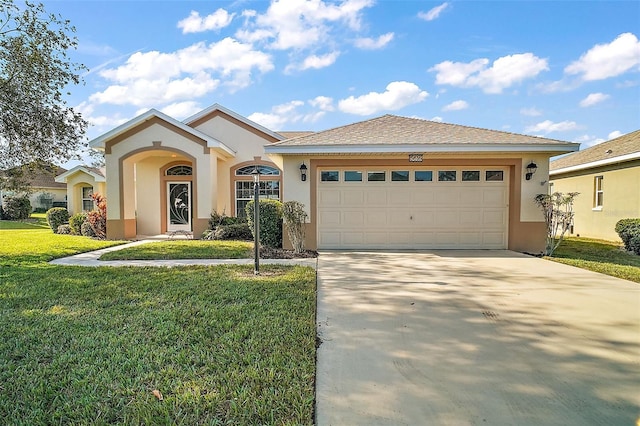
[215,223,253,240]
[69,212,88,235]
[246,199,283,248]
[81,221,96,238]
[208,210,245,229]
[86,193,107,239]
[615,218,640,255]
[534,192,579,256]
[2,196,31,220]
[46,207,69,233]
[283,201,308,253]
[57,224,71,234]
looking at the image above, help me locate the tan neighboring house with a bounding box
[549,130,640,242]
[0,164,67,212]
[54,166,106,215]
[61,103,578,253]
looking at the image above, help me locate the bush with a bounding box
[246,199,283,248]
[86,193,107,239]
[69,212,88,235]
[46,207,69,233]
[615,218,640,255]
[283,201,308,253]
[208,210,245,229]
[57,224,71,234]
[215,223,253,240]
[2,196,31,220]
[81,221,96,238]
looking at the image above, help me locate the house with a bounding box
[1,164,68,212]
[549,130,640,242]
[65,103,578,253]
[54,166,106,214]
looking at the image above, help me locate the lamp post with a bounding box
[251,166,260,275]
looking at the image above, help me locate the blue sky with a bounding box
[47,0,639,162]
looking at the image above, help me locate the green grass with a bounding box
[0,212,49,230]
[546,237,640,283]
[100,240,253,261]
[0,228,317,425]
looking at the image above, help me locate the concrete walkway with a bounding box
[315,250,640,425]
[49,240,317,268]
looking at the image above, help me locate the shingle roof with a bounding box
[267,115,576,149]
[276,131,315,139]
[550,129,640,171]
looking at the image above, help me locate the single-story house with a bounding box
[549,129,640,242]
[67,103,579,253]
[1,164,68,211]
[54,166,106,214]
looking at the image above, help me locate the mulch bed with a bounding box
[259,247,318,259]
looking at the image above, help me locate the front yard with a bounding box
[0,223,316,425]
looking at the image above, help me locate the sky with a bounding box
[44,0,640,166]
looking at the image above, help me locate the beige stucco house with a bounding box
[1,164,68,212]
[54,166,106,215]
[550,129,640,242]
[67,103,578,253]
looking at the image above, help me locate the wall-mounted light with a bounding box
[525,162,538,181]
[299,162,308,181]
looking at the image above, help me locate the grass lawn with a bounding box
[100,240,253,261]
[547,237,640,283]
[0,226,316,424]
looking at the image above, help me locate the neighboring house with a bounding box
[54,166,106,215]
[0,164,68,211]
[61,103,578,253]
[549,130,640,242]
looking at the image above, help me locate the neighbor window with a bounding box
[415,171,433,182]
[438,171,457,181]
[368,171,386,182]
[391,171,409,181]
[486,171,504,181]
[321,171,339,182]
[82,186,94,211]
[594,176,604,208]
[462,171,480,181]
[344,171,363,182]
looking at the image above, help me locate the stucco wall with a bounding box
[64,172,105,215]
[27,188,67,211]
[550,161,640,241]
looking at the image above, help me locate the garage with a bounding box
[317,166,509,249]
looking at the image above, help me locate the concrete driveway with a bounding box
[315,250,640,425]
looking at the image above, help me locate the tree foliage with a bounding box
[534,191,579,256]
[0,0,87,186]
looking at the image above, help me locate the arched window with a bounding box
[233,163,281,218]
[166,165,193,176]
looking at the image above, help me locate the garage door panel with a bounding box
[317,167,508,249]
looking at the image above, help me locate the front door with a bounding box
[167,182,191,232]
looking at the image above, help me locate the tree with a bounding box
[0,0,87,190]
[534,191,579,256]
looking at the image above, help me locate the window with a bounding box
[462,171,480,181]
[321,171,339,182]
[344,171,362,182]
[391,171,409,181]
[486,171,504,181]
[415,171,433,182]
[368,171,386,182]
[594,176,604,208]
[235,165,280,176]
[438,171,457,181]
[82,187,94,211]
[235,181,280,218]
[165,165,192,176]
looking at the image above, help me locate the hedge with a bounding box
[46,207,69,233]
[615,218,640,255]
[245,199,283,248]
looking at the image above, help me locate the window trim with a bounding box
[230,160,282,217]
[81,186,94,211]
[593,175,604,210]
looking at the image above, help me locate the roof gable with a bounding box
[550,129,640,173]
[55,165,106,184]
[266,114,578,154]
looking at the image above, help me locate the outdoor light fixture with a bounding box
[251,166,260,275]
[525,162,538,181]
[299,162,308,181]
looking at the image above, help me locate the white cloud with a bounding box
[579,92,610,107]
[442,100,469,111]
[161,101,203,119]
[90,38,273,106]
[608,130,623,140]
[354,32,394,50]
[418,3,449,21]
[177,9,235,33]
[286,51,340,73]
[525,120,579,134]
[237,0,375,51]
[520,107,542,116]
[430,53,548,93]
[76,101,129,130]
[309,95,334,111]
[565,33,640,81]
[303,111,326,123]
[338,81,428,115]
[431,116,443,122]
[248,100,305,129]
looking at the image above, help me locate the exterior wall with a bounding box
[272,152,553,253]
[550,161,640,241]
[64,172,105,215]
[28,188,67,211]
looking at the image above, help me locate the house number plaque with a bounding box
[408,154,423,162]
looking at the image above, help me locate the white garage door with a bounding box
[317,167,509,249]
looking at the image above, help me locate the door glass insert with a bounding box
[415,171,433,182]
[320,171,339,182]
[462,171,480,181]
[344,171,362,182]
[486,171,504,181]
[438,171,457,181]
[168,182,191,230]
[368,171,386,182]
[391,171,409,181]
